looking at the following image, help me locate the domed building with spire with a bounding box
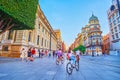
[82,14,102,56]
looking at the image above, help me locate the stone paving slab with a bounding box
[0,56,120,80]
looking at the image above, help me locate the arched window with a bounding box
[41,38,43,46]
[8,30,14,40]
[37,35,40,45]
[38,23,40,29]
[110,5,115,11]
[28,32,31,42]
[14,30,17,42]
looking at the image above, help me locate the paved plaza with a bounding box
[0,55,120,80]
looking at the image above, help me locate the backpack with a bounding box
[67,53,70,60]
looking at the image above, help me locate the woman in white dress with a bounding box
[20,48,27,61]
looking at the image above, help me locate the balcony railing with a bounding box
[85,42,102,47]
[1,40,13,44]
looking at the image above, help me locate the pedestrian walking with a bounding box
[53,50,55,59]
[38,49,41,58]
[31,48,36,58]
[76,50,80,62]
[48,50,51,58]
[41,50,44,58]
[55,50,58,57]
[20,48,27,61]
[26,48,34,62]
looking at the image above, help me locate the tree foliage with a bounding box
[0,0,38,30]
[73,45,86,54]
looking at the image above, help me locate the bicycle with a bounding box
[56,56,64,65]
[66,56,79,75]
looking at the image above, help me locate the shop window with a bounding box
[3,46,8,51]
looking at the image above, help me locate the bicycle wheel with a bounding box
[61,57,64,64]
[56,59,59,65]
[66,62,72,75]
[75,61,79,71]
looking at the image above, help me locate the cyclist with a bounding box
[57,49,63,63]
[76,50,80,62]
[67,50,76,67]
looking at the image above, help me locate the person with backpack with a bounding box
[31,48,36,58]
[26,48,34,62]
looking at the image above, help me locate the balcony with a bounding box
[1,40,13,44]
[28,42,34,46]
[86,42,102,47]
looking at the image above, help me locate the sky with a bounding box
[39,0,112,48]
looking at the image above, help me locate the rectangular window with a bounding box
[112,14,115,20]
[37,36,39,45]
[114,27,117,32]
[48,41,49,47]
[112,35,115,40]
[8,30,14,40]
[42,27,44,32]
[41,38,43,46]
[28,32,31,42]
[109,17,112,23]
[119,25,120,30]
[110,23,112,28]
[46,40,47,47]
[113,20,116,26]
[116,11,119,17]
[116,33,119,38]
[111,29,114,34]
[118,17,120,23]
[3,46,8,51]
[45,39,46,47]
[39,23,40,29]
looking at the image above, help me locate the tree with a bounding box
[0,0,38,34]
[73,45,86,54]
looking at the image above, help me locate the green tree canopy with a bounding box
[73,45,86,54]
[0,0,38,34]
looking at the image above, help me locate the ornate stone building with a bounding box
[62,41,66,52]
[82,14,102,56]
[54,29,62,50]
[107,0,120,55]
[69,33,83,51]
[0,5,58,58]
[69,43,75,51]
[74,33,83,48]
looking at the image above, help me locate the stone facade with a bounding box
[0,5,58,58]
[54,29,62,50]
[102,33,111,54]
[82,14,103,56]
[107,0,120,55]
[69,33,83,51]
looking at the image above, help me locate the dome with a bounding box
[110,5,115,11]
[89,14,98,21]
